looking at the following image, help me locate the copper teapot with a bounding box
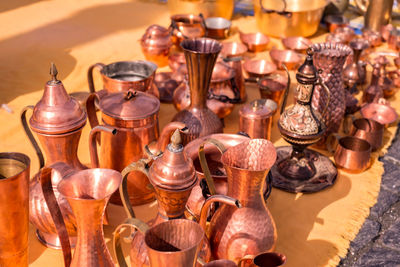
[141,25,172,67]
[87,89,185,206]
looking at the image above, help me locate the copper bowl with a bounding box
[243,59,277,78]
[154,72,180,103]
[257,72,288,105]
[239,32,269,52]
[168,52,186,72]
[361,102,398,127]
[205,17,231,39]
[324,14,349,33]
[221,42,248,58]
[269,49,302,70]
[282,37,312,54]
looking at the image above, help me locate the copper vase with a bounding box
[311,43,352,146]
[40,167,121,267]
[203,139,277,263]
[0,153,30,267]
[172,38,223,144]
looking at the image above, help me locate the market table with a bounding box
[0,0,398,266]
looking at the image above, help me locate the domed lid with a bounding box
[239,99,276,120]
[149,130,197,191]
[141,24,172,48]
[99,90,160,120]
[296,48,317,84]
[29,63,87,134]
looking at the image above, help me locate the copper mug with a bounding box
[238,252,286,267]
[344,116,384,151]
[328,135,372,172]
[0,152,30,267]
[114,218,204,267]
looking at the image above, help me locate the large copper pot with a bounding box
[87,89,184,206]
[170,14,206,46]
[87,60,159,98]
[168,1,234,19]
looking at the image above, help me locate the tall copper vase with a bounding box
[311,43,352,146]
[172,38,223,144]
[40,167,121,267]
[204,139,277,263]
[0,153,30,267]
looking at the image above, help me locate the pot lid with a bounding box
[99,90,160,120]
[239,99,276,119]
[29,63,87,134]
[149,130,197,191]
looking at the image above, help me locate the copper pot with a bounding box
[141,25,173,67]
[238,252,286,267]
[87,90,184,206]
[87,60,159,98]
[205,17,231,39]
[169,52,186,72]
[170,14,206,46]
[0,152,30,267]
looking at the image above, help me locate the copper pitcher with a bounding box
[172,38,224,144]
[87,60,159,98]
[0,153,30,267]
[87,89,185,206]
[201,139,277,263]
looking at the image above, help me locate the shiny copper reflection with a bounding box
[205,17,231,39]
[361,101,398,126]
[243,59,277,78]
[282,37,312,54]
[269,49,302,70]
[350,118,384,151]
[258,73,288,105]
[239,32,269,52]
[333,136,371,172]
[221,42,248,58]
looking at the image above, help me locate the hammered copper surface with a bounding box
[0,153,30,267]
[239,32,269,52]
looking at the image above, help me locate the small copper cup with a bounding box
[360,99,398,127]
[269,49,302,70]
[238,252,287,267]
[328,135,372,173]
[205,17,231,39]
[281,37,312,54]
[344,117,384,151]
[239,32,269,52]
[257,73,287,105]
[243,59,277,79]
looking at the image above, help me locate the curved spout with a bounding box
[156,122,187,152]
[199,195,241,231]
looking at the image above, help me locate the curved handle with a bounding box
[208,77,241,104]
[89,125,117,168]
[87,63,105,93]
[316,70,331,120]
[39,167,72,267]
[21,105,45,170]
[113,217,150,267]
[343,114,357,135]
[259,0,292,18]
[86,93,100,130]
[238,254,255,267]
[120,159,151,219]
[279,64,291,115]
[264,172,273,202]
[170,20,189,40]
[326,133,342,154]
[198,138,227,196]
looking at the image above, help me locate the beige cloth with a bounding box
[0,0,398,266]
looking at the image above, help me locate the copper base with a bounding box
[36,230,77,250]
[270,146,337,193]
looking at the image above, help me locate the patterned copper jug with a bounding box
[201,139,277,263]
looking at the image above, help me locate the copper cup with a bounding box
[0,153,30,267]
[205,17,231,39]
[281,36,312,54]
[243,59,277,79]
[238,252,286,267]
[328,135,372,173]
[239,32,269,52]
[257,73,288,105]
[269,49,302,70]
[345,117,384,151]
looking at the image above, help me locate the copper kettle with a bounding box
[87,89,185,206]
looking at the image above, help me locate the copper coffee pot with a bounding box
[40,167,121,267]
[269,49,338,193]
[141,25,173,67]
[87,60,159,98]
[87,89,185,206]
[172,38,224,144]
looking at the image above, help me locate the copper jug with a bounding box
[172,38,224,144]
[0,152,30,267]
[201,139,277,263]
[87,60,159,98]
[40,167,121,267]
[21,64,88,248]
[87,89,185,206]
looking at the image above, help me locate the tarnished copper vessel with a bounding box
[269,49,303,70]
[238,252,286,267]
[361,99,398,127]
[155,72,180,103]
[270,49,337,193]
[172,38,223,144]
[239,32,269,52]
[363,63,385,103]
[311,43,352,147]
[87,60,159,98]
[282,37,312,54]
[205,17,231,39]
[204,139,277,263]
[239,99,277,140]
[324,14,349,33]
[87,89,184,206]
[115,218,204,267]
[258,67,290,106]
[141,25,172,67]
[21,64,87,248]
[243,59,277,79]
[344,38,369,91]
[0,153,30,267]
[40,167,121,267]
[170,14,206,46]
[184,133,249,218]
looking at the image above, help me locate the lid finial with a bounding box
[170,129,182,150]
[50,63,59,83]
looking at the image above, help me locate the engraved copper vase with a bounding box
[172,38,223,144]
[204,139,277,263]
[311,43,352,146]
[343,38,369,91]
[0,153,30,267]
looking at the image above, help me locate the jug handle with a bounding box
[326,133,342,154]
[89,125,117,168]
[238,255,255,267]
[279,64,291,115]
[113,217,150,267]
[198,138,227,196]
[120,159,152,219]
[259,0,292,18]
[316,70,331,120]
[87,63,105,93]
[343,114,357,135]
[39,167,72,267]
[21,106,45,170]
[86,93,100,129]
